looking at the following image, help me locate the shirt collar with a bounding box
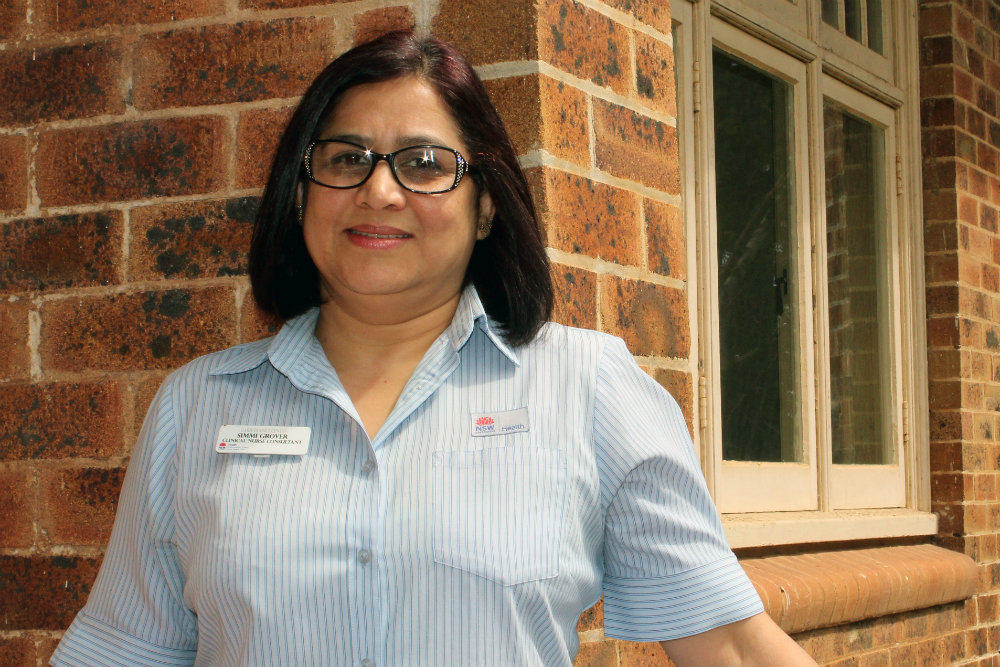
[447,284,520,366]
[209,284,519,378]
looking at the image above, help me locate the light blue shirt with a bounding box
[51,286,762,667]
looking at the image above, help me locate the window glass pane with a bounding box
[867,0,884,54]
[713,49,800,463]
[822,0,840,29]
[844,0,863,43]
[823,102,892,465]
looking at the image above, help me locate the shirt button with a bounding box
[358,549,372,564]
[361,660,374,667]
[361,459,375,474]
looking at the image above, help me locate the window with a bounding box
[672,0,933,545]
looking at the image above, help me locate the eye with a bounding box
[399,148,444,173]
[326,148,370,168]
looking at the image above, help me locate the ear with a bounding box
[476,190,496,240]
[295,182,304,207]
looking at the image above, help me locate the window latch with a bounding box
[774,268,789,315]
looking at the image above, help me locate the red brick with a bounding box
[0,555,101,629]
[39,286,237,372]
[926,315,960,348]
[539,0,631,95]
[36,117,226,206]
[856,649,891,667]
[925,222,959,252]
[603,0,672,34]
[0,134,28,213]
[240,0,351,8]
[485,74,589,166]
[921,97,959,128]
[0,41,123,125]
[0,382,124,460]
[931,472,965,503]
[925,253,959,283]
[0,0,27,39]
[645,199,685,280]
[574,640,620,667]
[0,469,35,547]
[236,106,296,189]
[484,75,543,158]
[649,367,694,431]
[0,212,123,295]
[434,0,538,65]
[540,168,641,265]
[921,35,962,68]
[0,299,31,381]
[550,264,597,330]
[600,276,689,358]
[634,32,676,116]
[33,0,222,32]
[39,466,125,545]
[131,375,168,442]
[615,640,670,667]
[540,76,590,166]
[923,127,958,160]
[919,4,953,37]
[594,98,679,193]
[129,197,257,282]
[930,442,963,473]
[239,291,282,344]
[353,6,415,45]
[133,19,337,110]
[0,636,35,667]
[926,284,960,315]
[576,597,604,633]
[920,67,956,98]
[38,639,59,667]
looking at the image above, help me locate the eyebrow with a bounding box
[322,133,452,148]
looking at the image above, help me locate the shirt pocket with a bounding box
[431,446,566,586]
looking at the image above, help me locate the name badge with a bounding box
[470,407,530,437]
[216,425,311,456]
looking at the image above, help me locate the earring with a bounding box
[477,217,493,239]
[296,204,304,225]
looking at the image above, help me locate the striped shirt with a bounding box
[51,286,763,667]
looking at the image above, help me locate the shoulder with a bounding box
[525,321,625,356]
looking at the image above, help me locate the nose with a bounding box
[354,159,407,209]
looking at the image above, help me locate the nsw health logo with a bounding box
[473,416,496,434]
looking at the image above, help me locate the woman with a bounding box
[52,32,815,667]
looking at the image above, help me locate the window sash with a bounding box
[704,19,819,513]
[819,75,905,509]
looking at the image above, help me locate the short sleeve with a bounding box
[50,379,198,667]
[594,337,763,641]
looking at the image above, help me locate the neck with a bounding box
[314,289,463,369]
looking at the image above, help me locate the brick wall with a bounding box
[921,0,1000,664]
[0,1,684,665]
[3,0,1000,666]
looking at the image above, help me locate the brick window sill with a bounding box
[740,544,978,634]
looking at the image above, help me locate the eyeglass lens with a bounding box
[308,141,460,193]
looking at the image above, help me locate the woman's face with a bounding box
[301,75,494,314]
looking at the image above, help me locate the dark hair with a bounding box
[249,31,553,347]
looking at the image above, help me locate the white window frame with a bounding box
[672,0,935,547]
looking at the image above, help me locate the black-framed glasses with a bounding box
[303,140,471,194]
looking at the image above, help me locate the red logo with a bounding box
[475,416,495,426]
[219,442,226,448]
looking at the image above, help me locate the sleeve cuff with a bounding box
[50,611,197,667]
[603,555,765,642]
